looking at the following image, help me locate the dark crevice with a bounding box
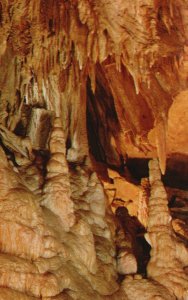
[162,155,188,190]
[116,206,151,277]
[126,158,149,184]
[86,73,122,168]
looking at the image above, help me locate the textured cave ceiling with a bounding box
[0,0,188,174]
[0,0,187,299]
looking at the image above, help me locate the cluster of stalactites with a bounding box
[0,0,185,179]
[0,0,182,91]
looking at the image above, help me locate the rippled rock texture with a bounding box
[0,0,187,299]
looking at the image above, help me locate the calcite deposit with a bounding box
[0,0,187,299]
[146,159,188,300]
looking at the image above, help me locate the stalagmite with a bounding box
[0,147,68,298]
[42,117,75,232]
[146,159,188,299]
[115,224,138,275]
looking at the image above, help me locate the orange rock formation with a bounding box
[0,1,187,299]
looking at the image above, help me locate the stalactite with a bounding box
[155,115,167,175]
[88,62,96,93]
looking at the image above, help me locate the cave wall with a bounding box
[0,0,187,299]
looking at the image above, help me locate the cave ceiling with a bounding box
[0,0,187,174]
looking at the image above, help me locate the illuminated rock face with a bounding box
[0,0,187,299]
[146,159,188,300]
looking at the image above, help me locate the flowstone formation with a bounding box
[0,118,119,299]
[0,0,187,299]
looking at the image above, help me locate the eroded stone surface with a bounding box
[0,1,187,299]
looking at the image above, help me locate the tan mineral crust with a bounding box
[0,0,187,299]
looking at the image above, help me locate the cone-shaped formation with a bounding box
[0,144,119,299]
[146,159,188,299]
[42,117,75,231]
[0,147,68,298]
[115,225,138,275]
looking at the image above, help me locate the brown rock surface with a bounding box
[0,0,187,299]
[146,159,188,299]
